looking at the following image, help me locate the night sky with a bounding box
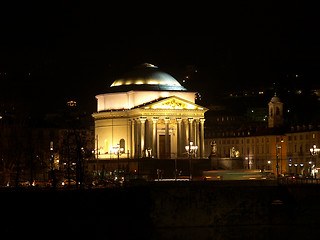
[1,1,319,113]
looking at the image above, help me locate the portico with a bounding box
[93,96,207,159]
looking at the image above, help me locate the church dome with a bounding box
[270,94,281,103]
[110,63,186,91]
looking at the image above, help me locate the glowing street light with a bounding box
[185,142,198,181]
[113,144,124,178]
[185,141,198,152]
[310,144,320,178]
[310,144,320,155]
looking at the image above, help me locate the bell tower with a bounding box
[268,93,284,128]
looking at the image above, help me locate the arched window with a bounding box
[120,139,125,153]
[276,107,280,115]
[270,108,273,117]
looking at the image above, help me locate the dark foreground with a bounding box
[1,181,320,239]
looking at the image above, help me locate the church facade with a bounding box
[92,64,208,161]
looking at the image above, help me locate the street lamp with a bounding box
[276,144,282,184]
[245,157,249,169]
[185,141,198,181]
[308,161,312,176]
[267,160,271,170]
[310,144,320,178]
[113,144,124,180]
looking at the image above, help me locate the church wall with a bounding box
[96,91,196,111]
[96,93,130,111]
[95,118,129,159]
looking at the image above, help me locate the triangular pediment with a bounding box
[142,96,208,111]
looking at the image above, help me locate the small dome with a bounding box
[270,95,281,103]
[110,63,186,91]
[269,93,282,103]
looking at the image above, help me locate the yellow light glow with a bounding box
[67,100,77,107]
[152,105,182,109]
[148,81,159,85]
[144,63,156,68]
[135,81,143,85]
[235,151,240,157]
[150,99,198,110]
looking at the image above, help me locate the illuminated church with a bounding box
[92,63,208,161]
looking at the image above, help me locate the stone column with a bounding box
[188,118,194,143]
[195,119,200,157]
[147,119,153,150]
[165,117,170,159]
[152,117,158,158]
[200,118,205,158]
[183,118,189,148]
[176,118,182,157]
[140,117,146,158]
[131,119,135,158]
[129,119,132,159]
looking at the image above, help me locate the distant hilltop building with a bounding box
[92,63,208,169]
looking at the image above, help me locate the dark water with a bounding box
[2,184,320,240]
[4,224,316,240]
[152,225,317,240]
[89,225,318,240]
